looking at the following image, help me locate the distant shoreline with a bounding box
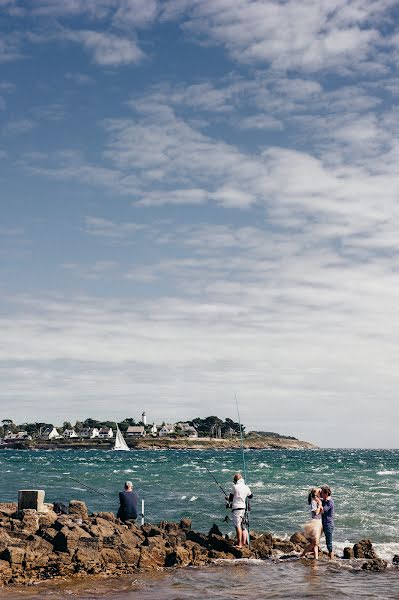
[0,436,316,451]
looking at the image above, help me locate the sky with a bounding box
[1,1,399,448]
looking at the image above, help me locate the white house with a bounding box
[63,429,78,438]
[150,423,157,435]
[176,422,198,438]
[126,425,145,438]
[98,427,114,438]
[79,427,99,439]
[159,424,175,437]
[42,426,61,440]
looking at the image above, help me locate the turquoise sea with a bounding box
[0,448,398,599]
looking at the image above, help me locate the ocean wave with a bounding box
[376,470,399,475]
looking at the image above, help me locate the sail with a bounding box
[114,425,130,451]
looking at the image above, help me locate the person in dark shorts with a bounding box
[117,481,138,522]
[320,485,335,559]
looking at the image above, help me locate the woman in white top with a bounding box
[302,487,323,559]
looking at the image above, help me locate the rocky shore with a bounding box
[0,435,316,451]
[0,501,395,587]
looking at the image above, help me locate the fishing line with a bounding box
[68,476,111,499]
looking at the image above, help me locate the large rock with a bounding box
[52,524,92,553]
[0,559,12,583]
[179,518,192,530]
[138,545,166,569]
[362,558,388,571]
[74,545,103,573]
[120,547,140,567]
[343,547,354,559]
[38,510,58,529]
[0,530,13,552]
[290,532,307,547]
[251,533,273,559]
[19,509,39,535]
[165,546,191,567]
[1,546,25,567]
[68,500,88,521]
[24,535,54,569]
[0,503,17,517]
[353,539,378,560]
[100,547,123,567]
[273,539,296,553]
[92,511,115,522]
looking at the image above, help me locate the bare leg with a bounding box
[242,528,249,545]
[301,542,313,557]
[235,526,243,548]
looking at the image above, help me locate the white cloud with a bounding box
[165,0,394,73]
[4,118,36,134]
[83,216,147,238]
[66,30,144,66]
[0,34,23,63]
[112,0,159,28]
[64,72,95,85]
[237,114,283,130]
[2,210,399,447]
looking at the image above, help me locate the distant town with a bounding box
[0,413,298,444]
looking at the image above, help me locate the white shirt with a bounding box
[231,479,252,509]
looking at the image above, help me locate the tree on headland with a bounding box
[117,418,136,432]
[1,419,16,437]
[190,416,244,438]
[2,419,15,432]
[17,422,52,438]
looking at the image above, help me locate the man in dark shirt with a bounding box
[117,481,138,522]
[321,484,335,559]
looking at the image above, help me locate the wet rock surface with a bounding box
[0,502,390,586]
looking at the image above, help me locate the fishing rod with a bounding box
[235,393,247,481]
[235,393,250,546]
[68,476,111,499]
[202,463,229,498]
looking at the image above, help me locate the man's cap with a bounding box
[125,480,133,488]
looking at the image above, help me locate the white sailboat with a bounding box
[113,424,130,451]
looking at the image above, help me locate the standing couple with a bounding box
[302,485,334,560]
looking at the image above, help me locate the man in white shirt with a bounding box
[226,473,253,548]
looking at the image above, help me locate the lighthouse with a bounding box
[142,411,147,426]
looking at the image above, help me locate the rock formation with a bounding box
[0,501,388,586]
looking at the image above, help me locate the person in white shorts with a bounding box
[226,473,253,548]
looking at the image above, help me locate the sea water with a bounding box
[0,448,398,599]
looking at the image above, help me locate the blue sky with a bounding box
[1,1,399,447]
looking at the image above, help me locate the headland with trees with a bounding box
[0,415,316,450]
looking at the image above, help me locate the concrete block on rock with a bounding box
[18,490,45,512]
